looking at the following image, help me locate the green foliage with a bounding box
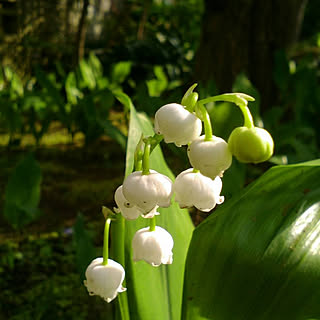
[3,154,42,229]
[265,50,320,164]
[182,160,320,320]
[0,232,109,320]
[0,55,129,148]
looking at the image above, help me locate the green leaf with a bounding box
[73,213,97,281]
[146,66,168,97]
[3,154,42,229]
[112,61,132,84]
[114,92,194,320]
[79,59,96,90]
[65,71,83,104]
[88,52,103,78]
[182,160,320,320]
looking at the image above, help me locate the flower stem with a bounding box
[198,93,254,129]
[102,218,111,265]
[142,142,151,175]
[198,103,213,141]
[149,216,156,231]
[238,105,254,129]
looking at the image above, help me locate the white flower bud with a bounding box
[187,135,232,179]
[122,170,173,213]
[114,185,160,219]
[173,168,224,212]
[132,226,173,267]
[154,103,202,147]
[84,258,126,303]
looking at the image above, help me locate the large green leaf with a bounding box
[114,91,194,320]
[182,160,320,320]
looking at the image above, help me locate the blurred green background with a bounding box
[0,0,319,319]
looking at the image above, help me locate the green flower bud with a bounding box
[228,127,274,164]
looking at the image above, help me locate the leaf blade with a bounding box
[182,160,320,320]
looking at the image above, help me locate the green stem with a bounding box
[134,152,142,171]
[193,168,200,173]
[142,142,151,175]
[198,103,213,141]
[102,218,111,265]
[238,105,254,129]
[149,216,156,231]
[111,215,130,320]
[198,93,254,128]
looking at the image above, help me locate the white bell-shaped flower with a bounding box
[154,103,202,147]
[132,226,173,267]
[84,257,126,303]
[114,185,142,220]
[187,135,232,179]
[114,185,160,219]
[122,170,173,213]
[173,168,224,212]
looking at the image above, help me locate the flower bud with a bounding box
[84,258,126,303]
[173,168,224,212]
[154,103,202,147]
[228,126,274,163]
[114,185,160,219]
[132,226,173,266]
[122,170,173,213]
[187,135,232,179]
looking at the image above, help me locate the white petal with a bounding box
[154,103,202,146]
[132,226,174,266]
[84,258,126,303]
[114,185,142,220]
[173,168,224,212]
[122,170,173,213]
[188,135,232,179]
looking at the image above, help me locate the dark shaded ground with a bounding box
[0,138,125,319]
[0,138,125,239]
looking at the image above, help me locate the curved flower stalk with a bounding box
[132,226,174,267]
[154,103,202,147]
[84,257,126,303]
[114,185,160,220]
[173,168,224,212]
[122,170,173,213]
[187,135,232,179]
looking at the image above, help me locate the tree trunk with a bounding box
[75,0,90,65]
[194,0,308,112]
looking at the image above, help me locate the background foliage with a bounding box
[0,0,320,319]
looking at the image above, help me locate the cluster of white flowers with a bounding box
[84,90,274,303]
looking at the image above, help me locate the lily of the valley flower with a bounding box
[84,258,126,303]
[173,168,224,212]
[154,103,202,147]
[122,170,173,214]
[187,135,232,179]
[132,226,173,267]
[114,185,160,220]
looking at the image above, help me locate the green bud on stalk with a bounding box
[228,126,274,164]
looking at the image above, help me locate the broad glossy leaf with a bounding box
[182,160,320,320]
[114,91,194,320]
[3,154,42,229]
